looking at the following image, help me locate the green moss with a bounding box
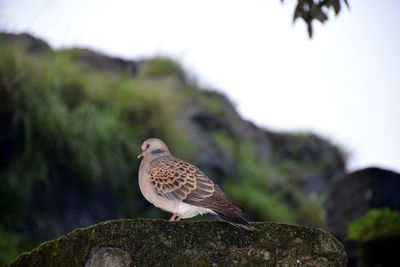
[348,207,400,243]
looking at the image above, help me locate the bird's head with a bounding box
[137,138,170,159]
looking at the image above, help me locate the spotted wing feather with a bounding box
[148,156,215,202]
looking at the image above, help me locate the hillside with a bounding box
[0,32,346,264]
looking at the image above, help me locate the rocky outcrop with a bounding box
[266,130,346,195]
[184,89,346,193]
[0,32,346,193]
[326,167,400,241]
[69,48,139,76]
[0,32,51,53]
[184,90,276,181]
[326,167,400,267]
[9,219,347,267]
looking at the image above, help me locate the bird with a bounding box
[137,138,255,230]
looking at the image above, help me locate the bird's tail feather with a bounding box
[215,211,256,231]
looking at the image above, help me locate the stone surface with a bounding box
[71,48,139,76]
[0,32,51,53]
[85,247,132,267]
[8,219,347,267]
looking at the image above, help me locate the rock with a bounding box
[326,167,400,241]
[85,247,132,267]
[0,32,52,53]
[70,48,139,76]
[185,90,274,181]
[326,167,400,266]
[265,131,346,195]
[8,219,347,267]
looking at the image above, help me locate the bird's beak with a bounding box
[137,151,144,159]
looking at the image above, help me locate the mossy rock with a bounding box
[8,219,346,266]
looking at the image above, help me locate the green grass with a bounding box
[139,56,186,80]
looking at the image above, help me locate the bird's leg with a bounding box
[175,216,182,221]
[169,214,177,221]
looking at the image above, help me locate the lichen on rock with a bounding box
[85,247,132,267]
[8,219,347,267]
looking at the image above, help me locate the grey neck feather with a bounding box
[150,149,167,155]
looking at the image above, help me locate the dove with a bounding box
[137,138,255,230]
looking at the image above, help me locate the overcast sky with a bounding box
[1,0,399,173]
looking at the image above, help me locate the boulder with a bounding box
[326,167,400,241]
[8,219,347,267]
[326,167,400,267]
[70,48,139,76]
[0,32,51,53]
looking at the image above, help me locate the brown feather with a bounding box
[183,185,244,213]
[149,156,245,213]
[148,156,214,202]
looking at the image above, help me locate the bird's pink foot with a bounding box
[176,216,182,221]
[169,214,177,221]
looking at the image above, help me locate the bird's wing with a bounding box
[148,156,243,213]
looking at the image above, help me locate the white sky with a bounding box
[1,0,399,173]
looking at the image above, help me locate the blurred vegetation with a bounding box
[0,44,192,264]
[139,56,186,81]
[213,131,296,223]
[212,130,327,226]
[0,36,345,265]
[348,207,400,243]
[0,227,27,266]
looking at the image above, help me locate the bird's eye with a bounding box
[146,144,150,149]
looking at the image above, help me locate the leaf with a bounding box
[310,4,328,23]
[286,0,350,38]
[307,22,313,38]
[333,0,341,15]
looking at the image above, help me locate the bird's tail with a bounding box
[215,211,256,231]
